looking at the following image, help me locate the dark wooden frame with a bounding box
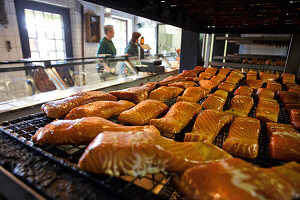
[14,0,73,59]
[85,14,100,43]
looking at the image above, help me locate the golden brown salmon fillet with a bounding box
[226,95,254,117]
[148,86,183,102]
[108,82,156,104]
[149,101,202,134]
[223,117,261,158]
[234,86,253,96]
[255,99,279,122]
[218,82,236,92]
[266,80,282,92]
[168,81,197,89]
[118,99,169,125]
[174,158,299,200]
[256,88,275,100]
[32,117,159,145]
[184,110,233,143]
[41,91,117,119]
[78,130,231,176]
[65,100,135,120]
[176,87,209,103]
[201,94,227,111]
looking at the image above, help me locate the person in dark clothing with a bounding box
[96,25,116,55]
[125,32,141,55]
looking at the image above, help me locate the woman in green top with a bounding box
[97,25,116,55]
[125,32,141,55]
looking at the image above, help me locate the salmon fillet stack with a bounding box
[218,82,236,93]
[226,95,254,117]
[149,101,202,134]
[223,117,261,158]
[65,100,135,120]
[176,87,209,103]
[255,99,280,122]
[184,110,234,143]
[234,86,253,96]
[266,80,282,92]
[148,86,183,102]
[175,158,300,200]
[32,117,160,145]
[108,82,156,104]
[267,122,300,162]
[41,91,117,119]
[118,99,169,125]
[256,88,275,100]
[78,130,231,176]
[244,80,263,90]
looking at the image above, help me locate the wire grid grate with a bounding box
[0,71,294,198]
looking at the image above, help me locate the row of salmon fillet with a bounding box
[31,66,300,200]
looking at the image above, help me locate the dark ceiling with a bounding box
[84,0,300,33]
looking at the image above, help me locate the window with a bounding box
[105,17,128,55]
[15,0,73,59]
[24,9,66,59]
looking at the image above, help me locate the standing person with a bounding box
[125,32,141,55]
[97,25,116,56]
[96,25,116,75]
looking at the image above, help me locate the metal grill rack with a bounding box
[0,70,295,199]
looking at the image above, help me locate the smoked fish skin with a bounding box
[149,101,202,134]
[175,158,298,200]
[118,99,169,125]
[41,91,117,119]
[65,100,135,120]
[32,117,159,145]
[184,110,234,143]
[78,131,231,176]
[223,117,261,158]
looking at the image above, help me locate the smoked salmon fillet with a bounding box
[230,71,245,79]
[225,75,240,85]
[214,90,228,99]
[266,122,300,162]
[289,85,300,95]
[118,99,169,125]
[282,73,295,84]
[259,72,279,82]
[168,81,197,89]
[41,91,117,119]
[157,70,197,86]
[176,87,209,103]
[218,82,236,92]
[78,130,232,176]
[256,88,275,100]
[201,94,227,111]
[148,86,183,102]
[32,117,160,145]
[234,86,253,96]
[223,117,261,158]
[184,110,234,143]
[175,158,299,200]
[255,99,279,122]
[65,100,135,120]
[210,75,225,84]
[289,109,300,130]
[266,81,282,92]
[277,91,300,104]
[108,82,156,104]
[149,101,202,134]
[247,71,257,80]
[204,67,219,75]
[226,95,254,117]
[198,72,213,80]
[218,68,231,76]
[244,80,263,90]
[199,80,219,90]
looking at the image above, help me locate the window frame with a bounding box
[15,0,73,59]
